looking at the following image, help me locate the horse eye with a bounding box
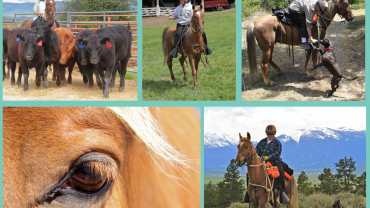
[69,164,106,193]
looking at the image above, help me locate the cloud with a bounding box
[205,107,366,142]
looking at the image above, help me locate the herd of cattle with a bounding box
[3,17,132,98]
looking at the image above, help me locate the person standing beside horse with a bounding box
[289,0,328,51]
[168,0,212,58]
[256,125,289,204]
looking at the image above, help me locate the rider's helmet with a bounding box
[316,0,329,14]
[265,125,276,135]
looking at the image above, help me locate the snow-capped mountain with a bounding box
[204,128,365,174]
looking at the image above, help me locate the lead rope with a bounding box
[248,159,275,204]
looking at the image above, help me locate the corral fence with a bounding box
[3,10,137,73]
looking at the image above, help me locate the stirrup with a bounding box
[170,48,178,58]
[280,191,289,204]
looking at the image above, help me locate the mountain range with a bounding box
[204,127,366,175]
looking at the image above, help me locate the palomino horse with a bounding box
[3,107,200,208]
[162,4,205,90]
[235,133,298,208]
[247,0,354,85]
[21,0,57,29]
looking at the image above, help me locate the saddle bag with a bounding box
[282,162,293,176]
[265,161,280,178]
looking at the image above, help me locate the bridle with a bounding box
[191,12,204,34]
[237,140,257,166]
[45,1,57,19]
[333,0,352,19]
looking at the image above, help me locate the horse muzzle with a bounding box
[346,15,354,22]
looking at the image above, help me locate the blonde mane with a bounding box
[107,107,199,183]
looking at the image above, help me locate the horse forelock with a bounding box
[107,107,198,184]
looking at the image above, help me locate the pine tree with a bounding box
[223,159,245,202]
[318,168,338,195]
[297,171,313,196]
[355,171,366,197]
[335,156,357,192]
[215,181,231,207]
[204,181,217,208]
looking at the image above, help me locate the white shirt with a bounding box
[39,1,46,14]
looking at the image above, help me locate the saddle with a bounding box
[272,8,299,29]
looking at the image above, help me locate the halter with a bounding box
[191,12,204,34]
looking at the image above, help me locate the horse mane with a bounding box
[108,107,198,182]
[186,7,202,36]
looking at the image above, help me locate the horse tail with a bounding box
[290,175,299,208]
[247,22,258,79]
[162,27,171,66]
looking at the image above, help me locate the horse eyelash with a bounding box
[80,161,118,181]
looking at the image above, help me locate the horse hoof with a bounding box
[268,81,276,86]
[194,86,198,90]
[184,77,188,82]
[278,71,285,76]
[172,79,177,83]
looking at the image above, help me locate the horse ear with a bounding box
[192,4,195,10]
[200,3,203,10]
[247,132,251,140]
[239,133,242,140]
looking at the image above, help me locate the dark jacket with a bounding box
[255,137,282,166]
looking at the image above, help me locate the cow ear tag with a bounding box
[79,44,84,49]
[106,41,111,48]
[37,40,43,46]
[16,37,21,42]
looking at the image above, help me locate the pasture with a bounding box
[142,8,236,101]
[3,63,137,100]
[242,9,365,101]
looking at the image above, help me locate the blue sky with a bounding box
[205,107,366,140]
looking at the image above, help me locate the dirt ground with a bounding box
[242,9,365,101]
[3,63,137,100]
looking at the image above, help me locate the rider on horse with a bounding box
[168,0,212,58]
[33,0,46,20]
[289,0,328,51]
[256,125,289,204]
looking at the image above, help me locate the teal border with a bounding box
[0,0,369,207]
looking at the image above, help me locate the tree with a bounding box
[355,171,366,197]
[335,156,357,192]
[215,181,231,207]
[318,168,339,195]
[204,181,217,208]
[223,159,245,203]
[297,171,313,196]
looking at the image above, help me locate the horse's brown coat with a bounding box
[247,0,354,86]
[21,0,57,29]
[235,133,299,208]
[162,4,205,90]
[3,107,200,208]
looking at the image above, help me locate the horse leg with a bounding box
[189,55,198,90]
[166,54,176,82]
[260,48,274,85]
[269,43,283,74]
[311,48,318,75]
[304,50,312,74]
[179,56,188,81]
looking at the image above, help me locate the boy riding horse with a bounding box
[168,0,212,58]
[289,0,328,51]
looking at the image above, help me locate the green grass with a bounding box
[142,9,236,100]
[114,70,137,80]
[204,174,225,184]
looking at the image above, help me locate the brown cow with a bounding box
[53,28,76,86]
[3,107,200,208]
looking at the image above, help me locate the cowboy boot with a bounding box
[170,47,178,58]
[280,191,289,204]
[204,45,212,55]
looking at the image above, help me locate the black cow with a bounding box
[75,29,102,88]
[33,17,61,85]
[83,25,131,99]
[7,28,46,91]
[3,28,11,81]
